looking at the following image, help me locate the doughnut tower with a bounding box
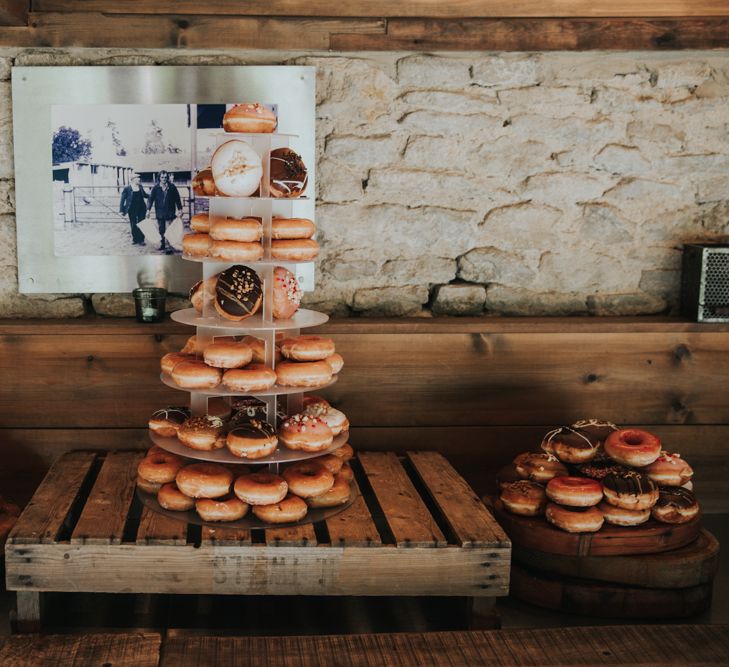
[141,111,353,527]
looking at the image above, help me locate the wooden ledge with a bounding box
[1,315,729,336]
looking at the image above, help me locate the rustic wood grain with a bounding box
[359,452,446,547]
[0,633,161,667]
[70,451,144,545]
[160,625,729,666]
[325,479,382,547]
[0,0,28,26]
[200,525,251,546]
[136,506,188,546]
[7,451,95,544]
[513,528,720,589]
[407,451,508,548]
[265,522,317,547]
[30,0,729,17]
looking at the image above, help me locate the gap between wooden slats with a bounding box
[7,451,98,544]
[358,451,446,547]
[324,477,381,547]
[407,451,509,548]
[265,521,317,547]
[70,451,145,545]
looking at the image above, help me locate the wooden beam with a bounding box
[0,0,28,26]
[30,0,729,18]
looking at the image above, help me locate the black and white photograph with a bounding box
[52,103,193,256]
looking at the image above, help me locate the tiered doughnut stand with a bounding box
[138,128,353,528]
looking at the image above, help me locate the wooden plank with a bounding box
[265,522,317,547]
[407,451,508,548]
[512,528,720,589]
[325,479,381,547]
[30,0,729,17]
[0,0,28,26]
[136,506,187,546]
[8,451,96,544]
[3,424,729,513]
[0,13,385,48]
[358,452,446,547]
[70,451,144,545]
[200,525,251,546]
[4,543,510,596]
[160,625,729,667]
[333,17,729,50]
[3,331,729,429]
[0,633,161,667]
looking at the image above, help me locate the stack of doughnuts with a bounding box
[277,335,340,387]
[189,265,303,321]
[498,419,700,532]
[137,437,356,523]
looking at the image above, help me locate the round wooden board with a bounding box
[510,562,713,619]
[513,528,719,588]
[491,497,702,556]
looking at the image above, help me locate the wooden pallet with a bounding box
[4,449,510,631]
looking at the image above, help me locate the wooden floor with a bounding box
[1,625,728,666]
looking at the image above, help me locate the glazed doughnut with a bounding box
[546,476,603,507]
[500,480,547,517]
[271,239,319,261]
[158,483,195,511]
[176,463,233,499]
[283,461,334,498]
[182,233,211,257]
[272,217,315,240]
[641,451,694,487]
[177,415,226,451]
[272,266,302,320]
[597,500,650,527]
[604,429,662,467]
[513,452,568,483]
[602,471,659,511]
[190,275,218,313]
[307,475,351,508]
[338,462,354,482]
[170,360,221,390]
[331,442,354,462]
[316,454,344,475]
[279,414,333,452]
[138,450,184,484]
[148,406,191,438]
[301,403,349,436]
[276,361,332,388]
[210,240,264,263]
[269,147,308,198]
[222,364,277,392]
[252,494,308,524]
[651,487,700,524]
[223,103,277,133]
[215,265,263,322]
[280,336,336,361]
[325,353,344,374]
[541,426,601,464]
[241,336,281,364]
[210,216,262,243]
[203,340,253,369]
[226,420,278,459]
[545,503,604,533]
[211,139,263,198]
[196,496,249,522]
[574,460,630,481]
[192,166,216,196]
[160,352,194,375]
[190,213,210,233]
[233,472,288,506]
[137,475,162,495]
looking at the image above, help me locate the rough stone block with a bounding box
[0,180,15,214]
[400,90,499,115]
[471,55,543,88]
[484,285,588,316]
[431,283,486,316]
[397,54,471,88]
[326,135,403,169]
[380,257,456,285]
[458,246,536,286]
[352,285,428,316]
[586,292,666,316]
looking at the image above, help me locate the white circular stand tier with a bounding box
[171,307,328,331]
[150,429,349,465]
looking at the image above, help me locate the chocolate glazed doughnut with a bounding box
[215,265,263,321]
[269,148,308,198]
[541,426,600,464]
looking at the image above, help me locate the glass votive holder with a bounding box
[133,287,167,323]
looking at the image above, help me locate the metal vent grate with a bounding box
[701,250,729,320]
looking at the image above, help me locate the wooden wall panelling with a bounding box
[0,0,28,26]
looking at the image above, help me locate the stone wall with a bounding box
[2,48,729,317]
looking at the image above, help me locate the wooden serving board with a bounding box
[513,529,719,589]
[491,497,701,556]
[510,563,713,619]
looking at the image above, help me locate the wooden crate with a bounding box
[4,449,510,631]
